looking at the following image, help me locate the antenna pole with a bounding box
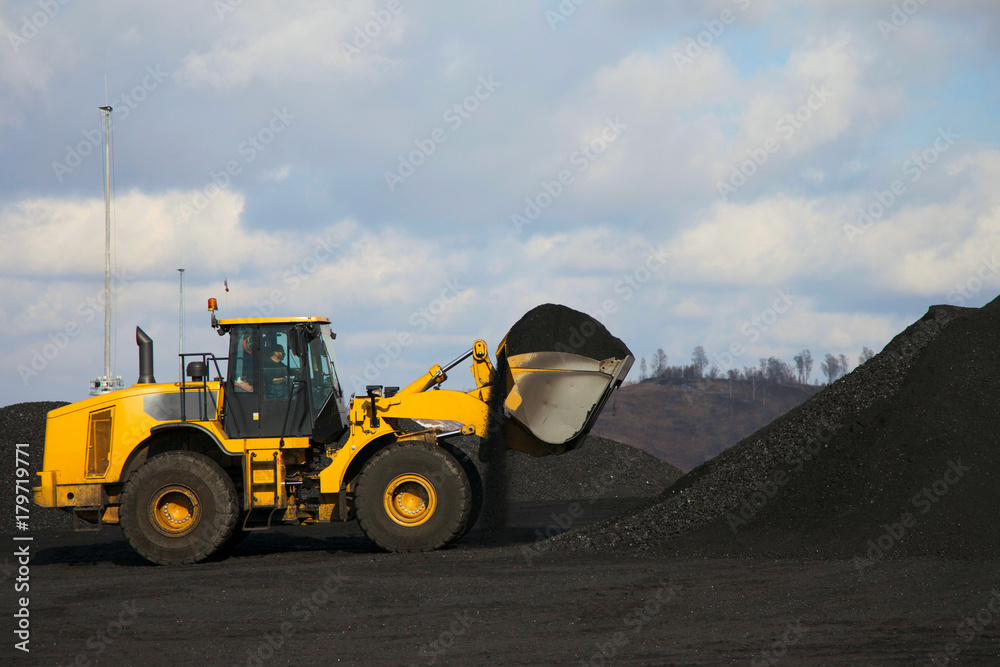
[90,105,122,395]
[100,105,112,381]
[178,268,185,381]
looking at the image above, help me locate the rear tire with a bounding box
[120,451,238,565]
[355,441,471,552]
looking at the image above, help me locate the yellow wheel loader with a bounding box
[34,302,632,564]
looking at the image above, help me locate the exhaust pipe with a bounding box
[136,327,156,384]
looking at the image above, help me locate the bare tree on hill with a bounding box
[639,357,647,381]
[821,353,840,384]
[744,365,758,401]
[793,349,812,383]
[691,346,708,378]
[765,357,793,384]
[858,346,874,365]
[651,349,668,378]
[838,353,850,379]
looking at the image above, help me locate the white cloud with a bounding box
[0,189,284,278]
[174,2,408,89]
[668,196,842,285]
[859,149,1000,295]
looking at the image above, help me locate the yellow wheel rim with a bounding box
[149,485,201,536]
[383,474,437,527]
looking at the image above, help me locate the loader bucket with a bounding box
[496,304,634,457]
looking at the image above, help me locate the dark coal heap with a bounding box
[503,303,632,361]
[558,299,1000,560]
[0,401,72,534]
[453,434,682,503]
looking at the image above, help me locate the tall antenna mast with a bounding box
[178,268,185,381]
[91,105,123,395]
[102,105,112,380]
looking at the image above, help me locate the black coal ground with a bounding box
[13,529,1000,665]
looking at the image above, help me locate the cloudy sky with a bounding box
[2,0,999,406]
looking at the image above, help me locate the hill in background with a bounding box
[592,377,822,471]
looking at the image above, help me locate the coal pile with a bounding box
[452,434,682,503]
[503,303,632,361]
[0,401,73,534]
[555,301,998,559]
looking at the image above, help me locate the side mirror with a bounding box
[288,328,305,357]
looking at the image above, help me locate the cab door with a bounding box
[258,324,311,438]
[223,325,260,439]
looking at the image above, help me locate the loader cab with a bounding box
[218,317,347,442]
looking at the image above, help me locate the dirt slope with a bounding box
[593,377,821,470]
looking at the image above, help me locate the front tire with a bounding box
[355,441,471,552]
[438,441,483,543]
[120,451,238,565]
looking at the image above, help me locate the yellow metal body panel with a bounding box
[35,381,235,504]
[54,483,104,507]
[218,316,330,326]
[318,387,490,493]
[35,471,57,507]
